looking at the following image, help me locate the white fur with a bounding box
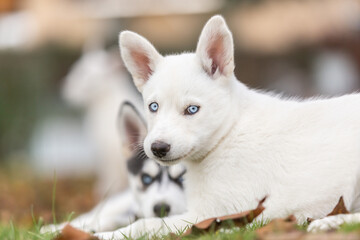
[129,161,186,219]
[40,190,136,233]
[41,159,187,234]
[119,33,162,92]
[96,15,360,239]
[62,48,143,195]
[41,103,186,233]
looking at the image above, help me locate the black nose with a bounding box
[153,203,171,217]
[151,141,170,158]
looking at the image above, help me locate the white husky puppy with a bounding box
[41,102,186,233]
[96,16,360,239]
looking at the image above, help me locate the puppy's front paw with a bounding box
[95,225,132,240]
[94,231,116,240]
[95,228,129,240]
[307,215,346,232]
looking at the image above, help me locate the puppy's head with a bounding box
[119,16,236,165]
[118,102,186,218]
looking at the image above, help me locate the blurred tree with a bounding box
[0,46,80,161]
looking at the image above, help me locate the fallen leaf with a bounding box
[182,197,266,236]
[54,225,98,240]
[327,196,350,217]
[307,196,349,224]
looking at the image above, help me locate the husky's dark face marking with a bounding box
[127,148,186,218]
[127,148,148,175]
[138,159,186,191]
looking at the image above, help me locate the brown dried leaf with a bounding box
[307,196,349,224]
[54,225,98,240]
[327,196,349,216]
[182,197,266,236]
[256,215,299,238]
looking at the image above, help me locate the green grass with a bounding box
[90,220,269,240]
[0,219,265,240]
[174,219,267,240]
[0,221,56,240]
[339,222,360,233]
[0,203,59,240]
[0,206,72,240]
[3,217,360,240]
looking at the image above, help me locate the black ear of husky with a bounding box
[118,101,148,175]
[126,147,148,175]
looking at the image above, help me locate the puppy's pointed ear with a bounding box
[118,102,147,157]
[119,31,162,92]
[196,15,234,78]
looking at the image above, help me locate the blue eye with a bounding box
[185,105,200,115]
[141,173,153,186]
[149,102,159,112]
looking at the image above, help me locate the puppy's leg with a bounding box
[41,190,135,233]
[308,213,360,232]
[95,212,197,240]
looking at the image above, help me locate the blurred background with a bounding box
[1,0,360,227]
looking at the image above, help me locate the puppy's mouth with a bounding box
[157,157,181,165]
[156,148,194,165]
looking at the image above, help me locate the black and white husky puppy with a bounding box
[41,102,186,233]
